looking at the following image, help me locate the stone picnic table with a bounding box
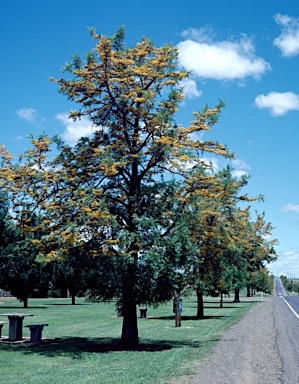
[0,313,34,341]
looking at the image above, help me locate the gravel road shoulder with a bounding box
[274,296,299,383]
[188,298,282,384]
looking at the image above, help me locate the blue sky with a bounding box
[1,0,299,277]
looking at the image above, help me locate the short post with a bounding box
[173,297,182,327]
[139,308,147,318]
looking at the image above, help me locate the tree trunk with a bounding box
[233,288,240,303]
[220,291,223,308]
[23,296,28,308]
[71,292,76,305]
[196,289,204,319]
[116,241,139,350]
[247,285,251,297]
[117,299,138,350]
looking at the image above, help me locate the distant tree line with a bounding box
[280,275,299,294]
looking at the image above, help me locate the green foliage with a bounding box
[110,25,126,51]
[0,214,50,306]
[0,190,8,247]
[182,166,276,315]
[281,275,299,294]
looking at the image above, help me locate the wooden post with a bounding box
[174,297,181,327]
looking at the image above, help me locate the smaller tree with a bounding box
[250,268,274,294]
[244,213,277,297]
[182,167,260,317]
[0,213,50,307]
[50,247,94,304]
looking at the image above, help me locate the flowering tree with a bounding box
[0,28,233,349]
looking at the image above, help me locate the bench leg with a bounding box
[0,324,3,338]
[29,326,44,342]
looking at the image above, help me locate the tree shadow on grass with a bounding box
[0,336,220,356]
[236,300,262,303]
[201,306,238,309]
[47,303,87,306]
[182,315,227,320]
[0,306,47,309]
[152,315,227,321]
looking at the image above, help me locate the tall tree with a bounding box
[0,28,232,349]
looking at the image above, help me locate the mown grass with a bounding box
[0,295,262,384]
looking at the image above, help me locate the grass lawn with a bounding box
[0,295,262,384]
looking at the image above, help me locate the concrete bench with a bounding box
[25,324,48,342]
[0,322,8,338]
[139,308,147,318]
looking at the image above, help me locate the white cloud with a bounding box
[181,27,214,42]
[273,13,299,57]
[231,170,246,178]
[269,249,299,277]
[281,203,299,213]
[177,29,271,81]
[232,159,250,170]
[55,113,94,146]
[255,91,299,116]
[179,78,202,99]
[231,159,251,178]
[16,107,45,125]
[14,136,24,141]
